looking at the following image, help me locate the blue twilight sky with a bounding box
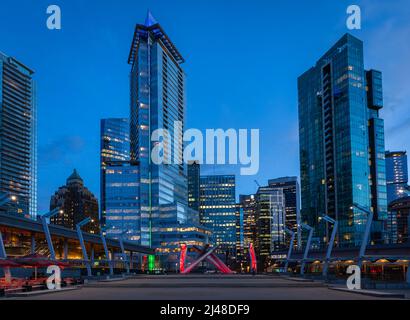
[0,0,409,213]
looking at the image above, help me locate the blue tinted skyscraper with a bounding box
[386,151,409,204]
[200,175,237,258]
[100,118,130,227]
[298,34,388,247]
[103,161,141,242]
[0,52,37,217]
[268,177,301,248]
[100,118,130,163]
[255,186,285,265]
[366,70,388,241]
[128,12,207,268]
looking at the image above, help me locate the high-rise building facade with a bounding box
[200,175,237,259]
[128,11,187,247]
[0,53,37,217]
[239,194,257,263]
[366,70,388,242]
[255,186,285,266]
[50,170,100,234]
[187,161,200,213]
[268,177,301,248]
[235,203,244,263]
[298,34,388,248]
[388,196,410,244]
[386,151,409,204]
[103,161,141,243]
[127,12,207,268]
[100,118,130,227]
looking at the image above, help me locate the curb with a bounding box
[328,286,406,299]
[7,286,81,298]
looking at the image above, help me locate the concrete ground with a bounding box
[7,275,406,300]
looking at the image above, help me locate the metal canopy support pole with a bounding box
[63,240,68,260]
[407,262,410,285]
[91,246,95,265]
[31,233,36,254]
[76,218,92,277]
[120,231,130,274]
[354,203,374,268]
[0,231,6,259]
[322,216,338,279]
[41,208,60,260]
[0,193,13,259]
[100,232,114,276]
[0,193,11,207]
[300,224,314,276]
[284,228,296,273]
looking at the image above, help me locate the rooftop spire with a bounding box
[67,169,83,185]
[145,10,158,27]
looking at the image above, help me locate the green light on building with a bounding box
[148,255,155,271]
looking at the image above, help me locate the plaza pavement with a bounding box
[7,275,406,300]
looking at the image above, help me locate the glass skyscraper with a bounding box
[187,161,200,213]
[255,186,285,266]
[128,12,208,268]
[298,34,388,248]
[100,118,130,227]
[239,194,257,264]
[103,161,141,242]
[268,177,301,248]
[199,175,237,259]
[385,151,409,204]
[0,52,37,218]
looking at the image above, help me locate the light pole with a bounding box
[321,215,338,279]
[76,217,92,277]
[351,203,373,269]
[300,223,314,276]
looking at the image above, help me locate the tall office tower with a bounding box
[366,70,388,243]
[268,177,301,248]
[187,161,200,213]
[386,151,409,204]
[0,53,37,217]
[235,203,244,263]
[50,170,100,234]
[255,186,285,267]
[100,118,130,227]
[128,12,206,268]
[103,161,141,242]
[388,197,410,244]
[200,175,237,260]
[298,34,388,248]
[239,194,257,264]
[187,161,200,225]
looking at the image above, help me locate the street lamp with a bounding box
[350,203,373,268]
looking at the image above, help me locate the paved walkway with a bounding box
[7,275,405,300]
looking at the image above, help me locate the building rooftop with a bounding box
[128,11,185,65]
